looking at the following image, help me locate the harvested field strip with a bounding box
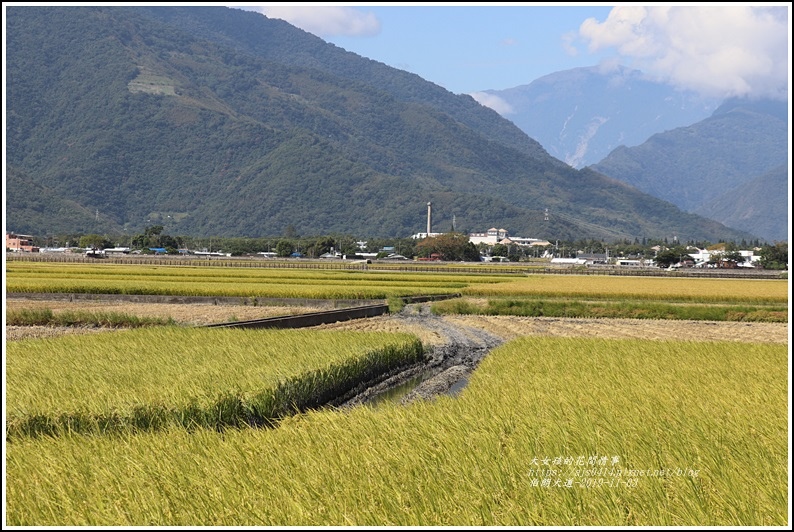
[6,328,423,439]
[442,315,789,344]
[432,297,788,322]
[463,274,788,304]
[5,338,786,526]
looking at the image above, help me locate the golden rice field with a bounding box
[5,262,789,525]
[6,337,787,526]
[7,261,788,307]
[462,274,788,304]
[6,328,423,439]
[5,262,518,299]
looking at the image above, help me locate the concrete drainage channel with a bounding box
[204,303,390,329]
[202,293,461,330]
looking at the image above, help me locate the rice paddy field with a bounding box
[6,328,423,439]
[4,261,790,526]
[5,262,518,299]
[461,274,788,303]
[6,337,787,526]
[428,274,789,323]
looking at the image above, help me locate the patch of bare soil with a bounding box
[445,315,789,344]
[5,325,115,341]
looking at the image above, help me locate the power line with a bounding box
[547,210,634,240]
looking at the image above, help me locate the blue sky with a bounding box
[230,2,790,106]
[304,4,617,94]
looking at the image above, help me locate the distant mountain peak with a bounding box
[590,97,788,242]
[479,65,721,168]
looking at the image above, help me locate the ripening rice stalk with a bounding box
[6,327,423,438]
[463,275,788,304]
[6,337,786,526]
[6,307,176,327]
[6,262,514,299]
[431,297,788,322]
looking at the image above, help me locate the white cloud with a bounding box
[246,5,380,38]
[561,30,579,56]
[469,92,514,115]
[578,6,789,100]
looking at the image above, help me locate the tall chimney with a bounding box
[427,202,432,235]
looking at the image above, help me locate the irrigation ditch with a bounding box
[333,302,505,408]
[200,292,500,408]
[7,291,494,422]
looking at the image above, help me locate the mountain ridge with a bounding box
[478,65,721,168]
[5,6,757,243]
[589,98,788,241]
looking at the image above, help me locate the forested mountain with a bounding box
[5,6,755,242]
[136,6,560,167]
[478,65,720,169]
[696,164,789,243]
[589,99,788,242]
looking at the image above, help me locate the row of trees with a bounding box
[24,228,789,270]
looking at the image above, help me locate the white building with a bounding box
[469,228,550,249]
[674,248,761,268]
[469,228,508,245]
[550,257,587,265]
[505,237,551,247]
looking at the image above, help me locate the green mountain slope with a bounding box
[589,99,787,213]
[5,6,755,242]
[696,164,789,243]
[6,165,123,236]
[137,5,559,166]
